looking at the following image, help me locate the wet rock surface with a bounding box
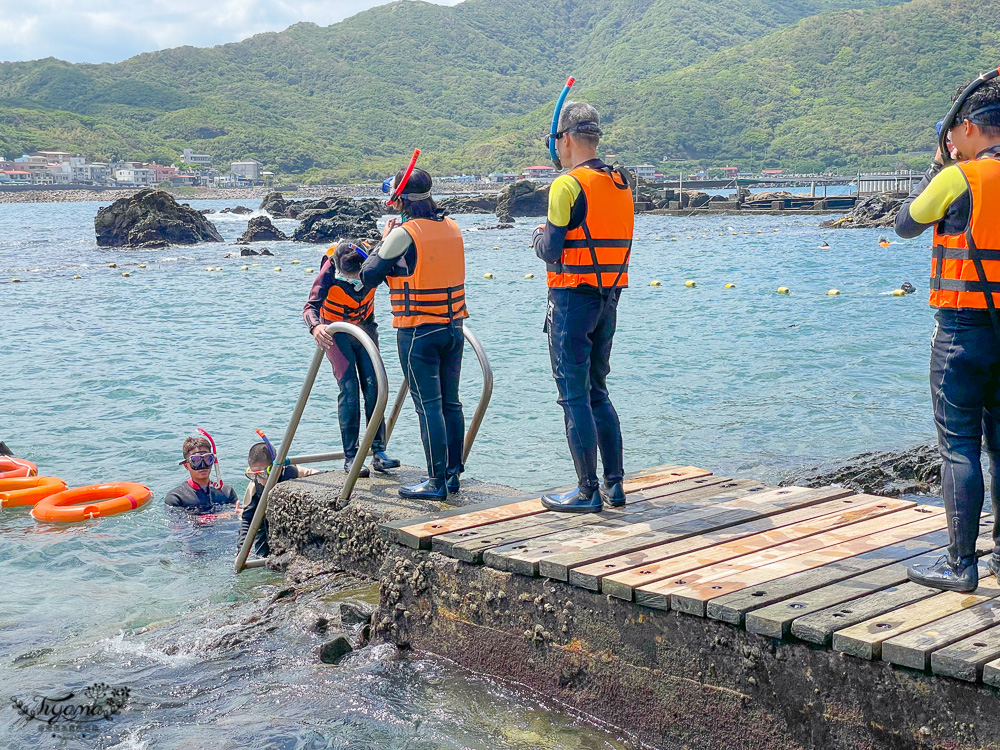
[495,180,550,222]
[781,443,941,497]
[820,192,903,229]
[437,194,498,214]
[318,635,354,664]
[291,200,382,244]
[237,215,289,243]
[260,191,383,221]
[94,189,224,248]
[221,205,253,215]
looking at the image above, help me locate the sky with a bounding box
[0,0,463,64]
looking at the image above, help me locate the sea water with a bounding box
[0,200,933,748]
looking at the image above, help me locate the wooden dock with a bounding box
[387,464,1000,688]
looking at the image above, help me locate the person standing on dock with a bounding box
[304,241,400,478]
[532,101,634,513]
[894,72,1000,592]
[361,167,468,501]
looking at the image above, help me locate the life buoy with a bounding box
[0,476,67,508]
[32,482,152,522]
[0,457,38,479]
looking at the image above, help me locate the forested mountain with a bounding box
[0,0,987,179]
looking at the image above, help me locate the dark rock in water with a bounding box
[260,191,292,217]
[258,247,274,256]
[781,444,941,497]
[437,194,498,214]
[820,193,903,229]
[239,247,258,256]
[476,223,515,231]
[222,205,253,215]
[95,189,224,248]
[261,191,383,221]
[340,601,375,626]
[293,199,381,244]
[318,635,353,664]
[496,180,550,222]
[238,215,289,243]
[199,209,217,214]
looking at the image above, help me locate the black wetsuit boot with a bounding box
[907,490,980,592]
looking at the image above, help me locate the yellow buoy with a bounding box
[655,237,661,241]
[292,260,300,265]
[252,263,260,267]
[891,288,906,296]
[241,265,250,270]
[305,268,315,273]
[205,267,213,272]
[108,263,117,268]
[650,280,662,286]
[777,286,790,294]
[11,278,22,283]
[828,289,840,296]
[687,236,693,240]
[138,264,147,269]
[73,275,82,280]
[121,272,130,277]
[724,283,736,289]
[670,237,677,242]
[773,229,780,233]
[493,246,499,251]
[685,280,696,288]
[214,267,223,271]
[757,230,763,234]
[274,267,282,272]
[484,272,494,279]
[524,273,534,279]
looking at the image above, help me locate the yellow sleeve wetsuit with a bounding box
[531,159,605,263]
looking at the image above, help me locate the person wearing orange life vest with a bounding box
[532,101,634,513]
[895,72,1000,592]
[361,167,468,501]
[303,240,399,478]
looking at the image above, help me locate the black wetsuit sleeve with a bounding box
[164,489,184,507]
[360,237,417,287]
[894,161,944,239]
[304,256,336,331]
[222,485,238,504]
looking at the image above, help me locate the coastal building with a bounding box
[0,169,31,184]
[230,159,263,182]
[522,165,557,180]
[626,164,657,180]
[34,150,74,164]
[46,164,72,184]
[486,173,519,183]
[761,168,784,176]
[149,163,177,183]
[114,167,156,186]
[181,148,211,166]
[718,166,740,178]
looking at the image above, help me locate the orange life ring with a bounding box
[0,476,68,508]
[32,482,152,522]
[0,457,38,480]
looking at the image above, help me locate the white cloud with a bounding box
[0,0,463,64]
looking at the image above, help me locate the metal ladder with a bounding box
[235,321,492,573]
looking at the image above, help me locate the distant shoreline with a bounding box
[0,182,500,205]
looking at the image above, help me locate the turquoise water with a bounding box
[1,200,934,747]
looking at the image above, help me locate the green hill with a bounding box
[0,0,979,179]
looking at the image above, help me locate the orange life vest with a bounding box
[546,165,634,290]
[930,157,1000,310]
[320,281,375,324]
[387,217,469,328]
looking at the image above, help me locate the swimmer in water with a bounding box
[164,434,238,516]
[819,241,830,249]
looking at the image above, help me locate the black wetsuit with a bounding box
[237,465,302,557]
[164,481,238,513]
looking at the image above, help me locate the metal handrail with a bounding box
[382,325,493,464]
[234,322,388,573]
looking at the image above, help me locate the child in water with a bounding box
[164,434,238,515]
[238,440,317,558]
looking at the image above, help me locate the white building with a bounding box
[627,164,657,180]
[114,168,157,186]
[230,159,263,181]
[181,148,211,166]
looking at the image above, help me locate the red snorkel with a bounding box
[197,428,223,489]
[385,149,421,206]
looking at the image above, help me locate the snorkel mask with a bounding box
[381,149,428,207]
[548,76,575,170]
[938,66,1000,165]
[193,428,223,489]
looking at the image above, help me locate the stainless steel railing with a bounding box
[235,322,493,574]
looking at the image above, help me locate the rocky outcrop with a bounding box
[495,180,550,222]
[237,216,289,243]
[94,189,223,248]
[820,193,903,229]
[292,199,381,244]
[780,444,941,497]
[437,194,498,214]
[221,205,253,215]
[260,192,383,221]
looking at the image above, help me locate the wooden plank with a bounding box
[394,465,710,549]
[433,474,732,562]
[711,517,995,626]
[934,624,1000,682]
[639,509,945,614]
[832,565,1000,660]
[979,653,1000,687]
[884,596,1000,671]
[597,494,910,600]
[534,485,849,581]
[484,480,764,576]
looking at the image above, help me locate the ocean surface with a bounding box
[1,199,934,748]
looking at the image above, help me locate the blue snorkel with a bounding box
[255,429,276,463]
[549,76,576,170]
